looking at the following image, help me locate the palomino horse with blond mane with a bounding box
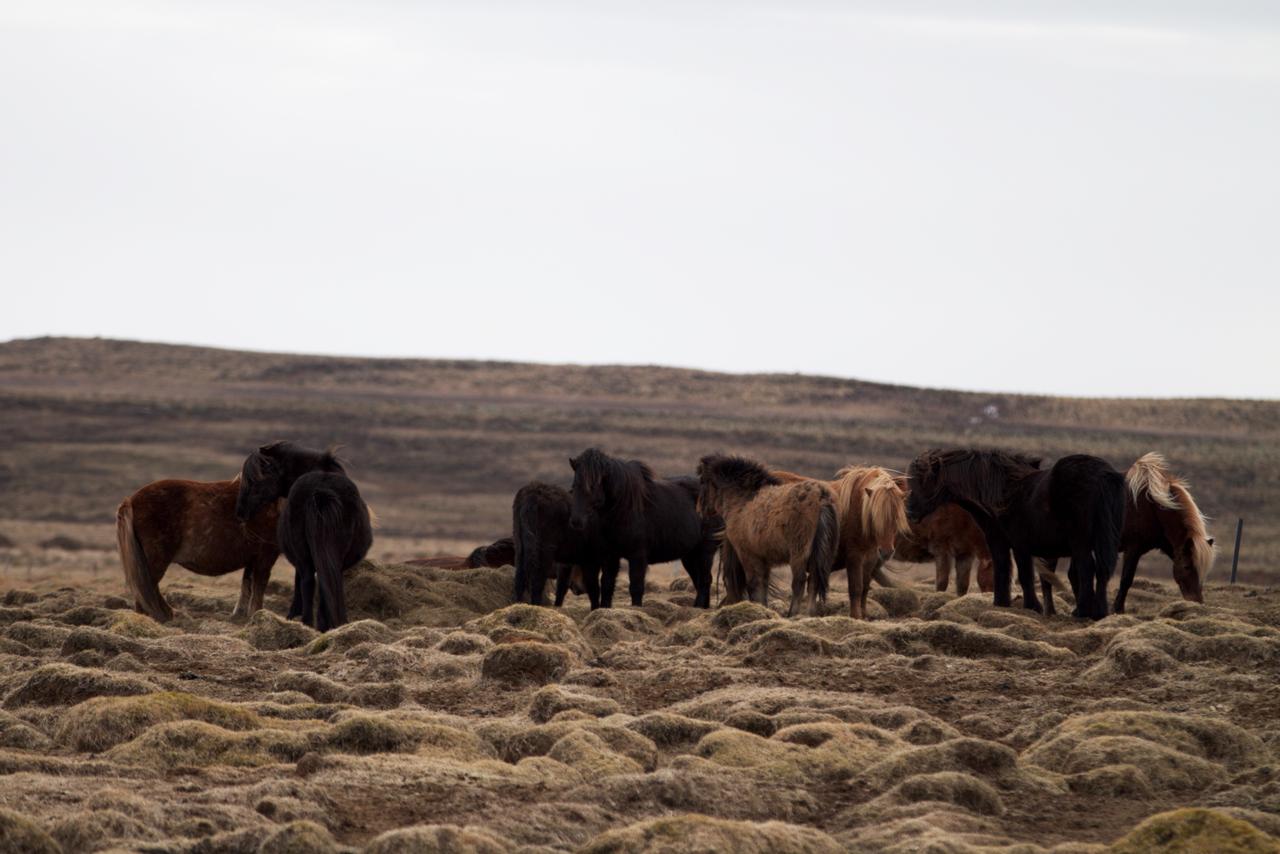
[726,465,908,618]
[1038,453,1215,615]
[698,454,838,617]
[117,477,280,623]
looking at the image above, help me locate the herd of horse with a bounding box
[115,442,1215,633]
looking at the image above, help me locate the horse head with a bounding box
[235,444,287,522]
[568,449,606,532]
[905,451,947,523]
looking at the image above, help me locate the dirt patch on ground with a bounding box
[0,563,1276,852]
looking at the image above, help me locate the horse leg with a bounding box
[553,563,572,607]
[1040,557,1059,617]
[751,561,771,606]
[954,554,973,596]
[987,541,1015,608]
[287,564,305,620]
[1113,550,1141,615]
[581,561,602,610]
[235,558,272,618]
[682,553,711,609]
[627,556,649,607]
[934,552,953,593]
[296,563,317,628]
[599,558,622,608]
[1013,549,1041,613]
[787,559,807,618]
[1069,546,1096,620]
[976,557,994,593]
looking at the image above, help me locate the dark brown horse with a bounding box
[893,504,994,595]
[1038,453,1215,615]
[906,449,1125,619]
[569,449,720,608]
[236,442,372,632]
[511,481,616,607]
[117,478,280,622]
[698,454,838,617]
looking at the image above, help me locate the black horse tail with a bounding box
[719,543,744,604]
[512,507,532,603]
[116,500,173,622]
[1092,470,1126,598]
[806,496,838,602]
[304,489,349,631]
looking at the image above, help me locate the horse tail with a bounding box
[304,490,349,630]
[718,543,744,604]
[512,508,533,602]
[117,500,173,622]
[1035,560,1069,593]
[1092,470,1126,593]
[806,495,838,602]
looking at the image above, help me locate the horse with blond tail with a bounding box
[763,466,909,618]
[1039,453,1215,615]
[698,454,838,617]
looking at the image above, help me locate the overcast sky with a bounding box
[2,1,1277,398]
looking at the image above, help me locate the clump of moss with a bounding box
[528,685,620,723]
[889,771,1006,816]
[0,709,50,750]
[581,814,844,854]
[548,728,644,777]
[710,602,778,634]
[435,632,493,656]
[625,712,722,749]
[2,663,155,709]
[884,621,1073,660]
[107,719,310,768]
[465,604,586,650]
[480,642,575,686]
[107,611,171,639]
[870,587,921,618]
[241,610,320,651]
[304,619,396,655]
[59,626,147,658]
[257,820,340,854]
[272,671,348,703]
[364,824,512,854]
[581,608,664,648]
[49,808,155,852]
[0,807,60,854]
[56,691,260,752]
[1109,808,1280,853]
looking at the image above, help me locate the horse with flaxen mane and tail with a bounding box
[724,465,907,618]
[569,448,720,608]
[1038,452,1215,615]
[117,477,281,622]
[235,442,372,632]
[698,454,838,617]
[906,448,1125,620]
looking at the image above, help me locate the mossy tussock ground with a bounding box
[0,562,1277,852]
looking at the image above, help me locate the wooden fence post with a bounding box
[1230,518,1243,584]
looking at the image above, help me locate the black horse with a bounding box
[511,482,615,607]
[235,442,372,631]
[905,449,1124,620]
[568,448,720,608]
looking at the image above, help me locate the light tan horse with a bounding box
[768,466,909,618]
[698,454,838,617]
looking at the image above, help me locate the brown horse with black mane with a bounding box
[698,454,838,617]
[117,478,280,622]
[1038,453,1215,614]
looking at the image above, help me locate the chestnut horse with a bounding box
[236,442,372,632]
[907,449,1125,619]
[893,504,994,595]
[408,537,516,570]
[766,466,909,618]
[1038,453,1215,615]
[117,478,280,622]
[697,454,838,617]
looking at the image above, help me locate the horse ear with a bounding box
[1207,538,1215,547]
[569,457,577,471]
[865,487,873,497]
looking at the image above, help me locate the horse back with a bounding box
[128,479,278,574]
[636,476,709,561]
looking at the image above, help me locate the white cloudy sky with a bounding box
[2,1,1277,397]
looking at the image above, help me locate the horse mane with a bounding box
[910,448,1041,515]
[573,448,654,515]
[834,465,910,537]
[698,454,781,493]
[1127,453,1215,579]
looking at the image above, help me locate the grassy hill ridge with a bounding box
[0,336,1274,582]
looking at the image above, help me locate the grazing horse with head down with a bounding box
[698,454,838,617]
[906,449,1125,620]
[235,442,372,632]
[568,448,720,608]
[116,478,280,622]
[510,481,616,607]
[1037,453,1215,615]
[893,504,994,596]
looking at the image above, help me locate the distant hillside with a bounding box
[0,337,1275,583]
